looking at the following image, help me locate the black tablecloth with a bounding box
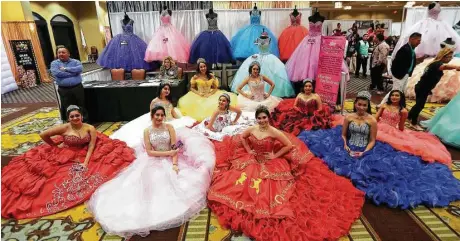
[84,79,187,123]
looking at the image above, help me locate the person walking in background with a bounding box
[370,34,390,95]
[355,34,370,78]
[380,32,421,105]
[50,46,85,121]
[333,22,342,36]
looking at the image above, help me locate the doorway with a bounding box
[33,12,54,68]
[50,14,80,60]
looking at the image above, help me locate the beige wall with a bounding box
[77,1,105,54]
[1,1,26,21]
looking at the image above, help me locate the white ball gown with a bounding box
[236,77,282,112]
[87,124,215,237]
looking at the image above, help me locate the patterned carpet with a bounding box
[1,102,459,241]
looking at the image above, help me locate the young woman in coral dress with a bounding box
[272,80,332,136]
[278,8,308,61]
[208,105,365,241]
[110,82,196,148]
[298,92,460,209]
[375,90,451,166]
[2,105,135,219]
[178,58,237,121]
[88,105,215,238]
[144,7,190,63]
[235,61,282,112]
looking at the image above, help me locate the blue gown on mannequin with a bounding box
[230,9,279,60]
[421,93,460,148]
[97,20,151,71]
[230,36,294,98]
[298,123,460,209]
[189,17,233,64]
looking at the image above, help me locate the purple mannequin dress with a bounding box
[97,19,151,71]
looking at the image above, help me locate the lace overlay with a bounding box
[148,126,171,151]
[308,21,323,37]
[348,121,370,148]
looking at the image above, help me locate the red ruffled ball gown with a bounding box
[271,96,332,136]
[207,132,365,241]
[2,132,135,219]
[278,13,308,61]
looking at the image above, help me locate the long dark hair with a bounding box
[196,61,212,80]
[255,105,270,119]
[157,82,174,105]
[150,105,166,118]
[385,90,406,112]
[248,61,261,75]
[302,80,315,93]
[353,97,372,114]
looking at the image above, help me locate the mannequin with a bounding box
[123,12,131,25]
[250,3,261,16]
[308,8,325,23]
[292,5,299,17]
[161,5,172,16]
[206,8,217,19]
[428,2,436,10]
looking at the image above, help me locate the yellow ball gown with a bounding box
[178,75,237,121]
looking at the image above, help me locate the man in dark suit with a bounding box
[380,32,421,105]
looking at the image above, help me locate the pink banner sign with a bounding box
[315,36,346,106]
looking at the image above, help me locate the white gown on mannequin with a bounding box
[87,125,215,238]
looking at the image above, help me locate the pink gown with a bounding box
[286,21,349,82]
[377,108,452,166]
[145,10,191,63]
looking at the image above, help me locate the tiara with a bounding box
[303,79,314,83]
[219,93,231,101]
[66,105,80,112]
[256,104,269,111]
[197,58,206,64]
[357,91,371,100]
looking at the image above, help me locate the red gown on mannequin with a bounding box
[271,98,332,136]
[278,13,309,61]
[2,133,135,219]
[208,132,364,241]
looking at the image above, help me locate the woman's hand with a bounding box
[344,144,351,152]
[263,93,269,99]
[168,149,179,156]
[172,164,179,174]
[231,120,238,125]
[248,149,256,155]
[245,93,254,100]
[265,152,276,160]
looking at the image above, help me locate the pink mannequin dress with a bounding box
[145,10,191,63]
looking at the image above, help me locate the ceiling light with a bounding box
[335,2,343,8]
[344,6,352,10]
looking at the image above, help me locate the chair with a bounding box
[111,69,125,81]
[382,56,393,92]
[89,46,98,62]
[177,67,183,79]
[131,69,146,80]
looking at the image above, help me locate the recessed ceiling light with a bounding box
[335,2,343,8]
[344,6,352,10]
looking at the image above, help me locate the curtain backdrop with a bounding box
[109,8,312,44]
[107,1,212,12]
[403,7,460,35]
[1,21,50,84]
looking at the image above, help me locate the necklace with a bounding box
[71,124,83,138]
[259,125,269,132]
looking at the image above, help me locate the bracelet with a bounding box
[173,163,178,166]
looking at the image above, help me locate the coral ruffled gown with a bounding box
[145,10,191,63]
[278,13,308,61]
[208,133,365,241]
[298,122,460,209]
[2,133,135,219]
[271,97,333,136]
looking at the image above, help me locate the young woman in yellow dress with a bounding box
[178,58,237,121]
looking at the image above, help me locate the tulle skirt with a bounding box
[97,33,151,71]
[231,24,280,60]
[285,35,321,82]
[421,93,460,148]
[405,57,460,102]
[278,25,308,61]
[236,93,282,112]
[87,128,215,238]
[189,30,233,64]
[145,25,191,63]
[230,54,295,98]
[298,126,460,209]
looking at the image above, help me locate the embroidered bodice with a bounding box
[248,77,266,101]
[308,21,323,37]
[297,96,318,115]
[159,66,178,79]
[160,11,172,26]
[380,109,400,128]
[121,20,134,34]
[63,133,91,147]
[204,111,233,132]
[255,37,271,54]
[248,134,275,162]
[348,121,370,148]
[250,10,261,24]
[152,100,174,121]
[290,13,302,26]
[207,17,218,31]
[191,76,219,95]
[148,126,171,151]
[428,3,441,20]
